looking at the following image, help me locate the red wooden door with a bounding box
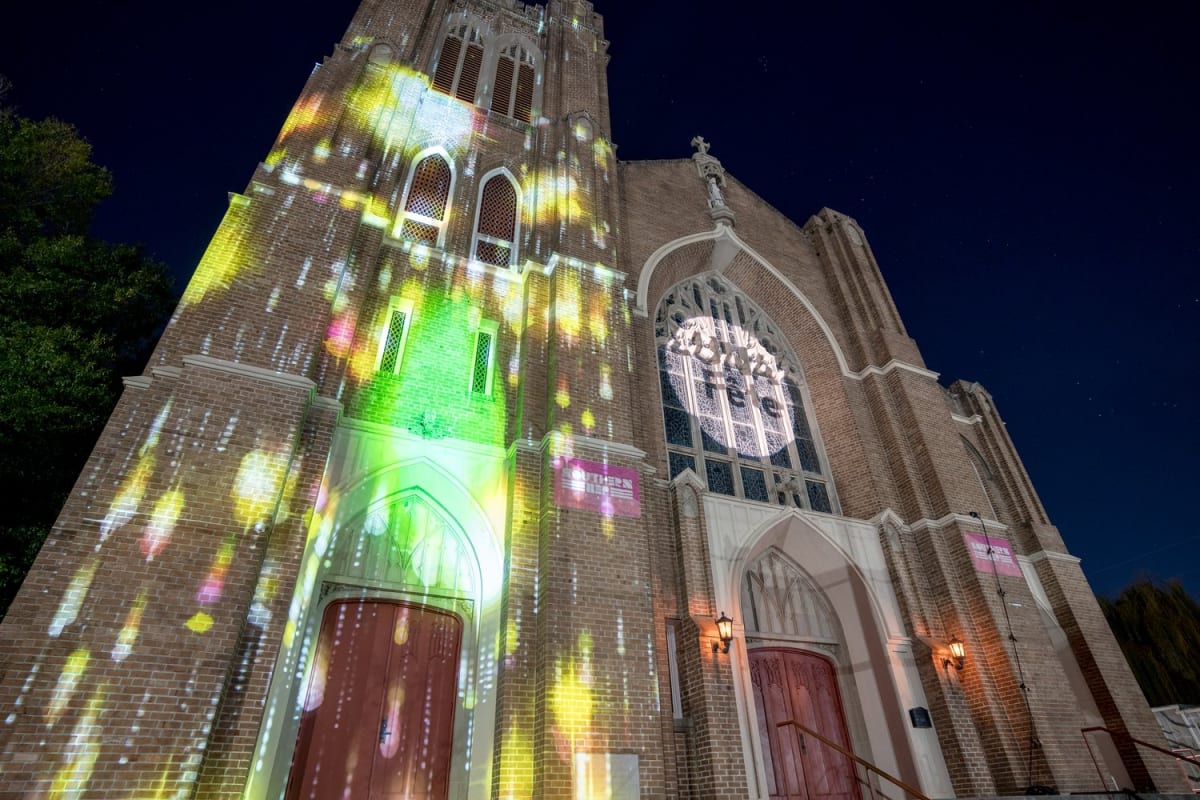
[750,648,860,800]
[287,599,462,800]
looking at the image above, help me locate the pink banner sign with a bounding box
[554,457,641,518]
[964,533,1023,578]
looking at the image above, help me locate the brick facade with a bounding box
[0,0,1180,797]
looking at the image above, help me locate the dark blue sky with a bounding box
[3,1,1197,598]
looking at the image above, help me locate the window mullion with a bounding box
[678,355,704,476]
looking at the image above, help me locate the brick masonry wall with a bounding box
[0,361,318,797]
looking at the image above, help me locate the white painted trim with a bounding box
[379,234,535,286]
[634,228,722,318]
[1023,550,1082,566]
[509,432,647,461]
[310,395,343,413]
[906,511,1009,535]
[850,359,940,381]
[543,252,625,281]
[635,225,940,383]
[181,354,315,391]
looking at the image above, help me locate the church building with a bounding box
[0,1,1180,797]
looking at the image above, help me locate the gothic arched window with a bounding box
[489,41,538,123]
[655,275,834,512]
[396,153,452,246]
[471,172,519,267]
[431,20,485,102]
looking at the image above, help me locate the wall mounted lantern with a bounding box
[715,612,734,653]
[944,635,966,671]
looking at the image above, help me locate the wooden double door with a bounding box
[286,599,462,800]
[750,648,861,800]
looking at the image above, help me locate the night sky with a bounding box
[3,1,1197,598]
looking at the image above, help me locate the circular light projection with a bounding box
[655,275,832,512]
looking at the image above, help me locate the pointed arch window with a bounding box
[489,42,538,123]
[431,21,484,102]
[471,172,519,267]
[396,154,452,246]
[655,275,835,512]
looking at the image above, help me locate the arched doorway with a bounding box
[743,547,861,800]
[286,599,462,799]
[260,481,489,800]
[750,648,859,800]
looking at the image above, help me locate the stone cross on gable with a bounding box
[691,135,735,225]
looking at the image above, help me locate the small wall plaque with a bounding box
[908,707,932,728]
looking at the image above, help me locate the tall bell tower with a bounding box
[0,1,667,797]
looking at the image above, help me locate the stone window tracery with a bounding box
[489,42,537,123]
[431,20,485,102]
[655,275,834,512]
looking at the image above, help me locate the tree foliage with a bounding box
[0,101,175,616]
[1100,578,1200,706]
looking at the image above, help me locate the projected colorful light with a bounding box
[2,14,652,799]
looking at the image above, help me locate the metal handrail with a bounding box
[776,720,931,800]
[1080,725,1200,791]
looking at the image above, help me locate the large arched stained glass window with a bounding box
[655,275,834,512]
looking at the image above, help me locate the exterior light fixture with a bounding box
[944,635,966,671]
[715,612,734,654]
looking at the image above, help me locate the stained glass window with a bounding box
[705,460,734,496]
[742,467,769,502]
[656,275,835,512]
[668,453,695,479]
[806,481,832,513]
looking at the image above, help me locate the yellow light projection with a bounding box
[46,648,89,727]
[549,632,596,761]
[48,558,99,638]
[177,197,255,310]
[47,687,105,798]
[99,458,153,543]
[346,64,474,158]
[112,589,148,662]
[231,447,294,529]
[140,487,184,561]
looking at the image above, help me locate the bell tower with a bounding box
[0,1,670,797]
